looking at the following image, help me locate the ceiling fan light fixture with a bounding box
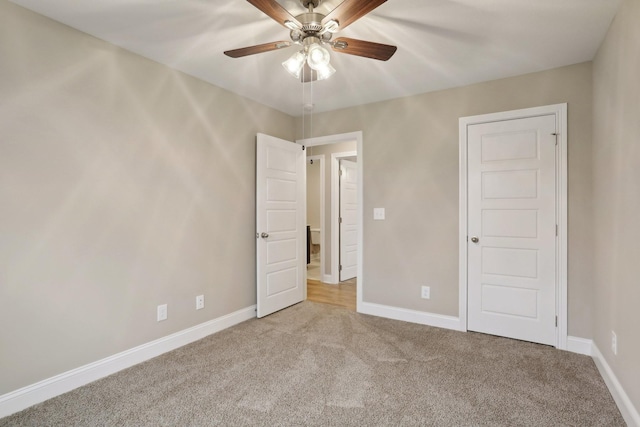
[315,63,336,81]
[306,43,330,71]
[323,19,340,33]
[282,50,306,78]
[284,20,299,30]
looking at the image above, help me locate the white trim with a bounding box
[331,151,357,284]
[0,305,256,419]
[592,344,640,427]
[297,132,362,304]
[566,336,593,356]
[458,103,568,349]
[458,115,469,332]
[556,104,569,350]
[360,302,464,331]
[306,154,325,288]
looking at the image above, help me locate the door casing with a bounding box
[459,104,568,349]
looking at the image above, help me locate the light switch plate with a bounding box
[373,208,385,220]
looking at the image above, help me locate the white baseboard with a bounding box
[592,343,640,427]
[0,305,256,419]
[566,336,593,356]
[359,302,463,331]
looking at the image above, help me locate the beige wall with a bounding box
[296,62,594,337]
[0,1,294,394]
[593,0,640,410]
[308,141,357,277]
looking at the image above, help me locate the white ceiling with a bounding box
[10,0,620,116]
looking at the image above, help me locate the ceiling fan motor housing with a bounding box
[297,13,324,33]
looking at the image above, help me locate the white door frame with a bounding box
[306,154,325,283]
[297,131,363,311]
[459,103,568,349]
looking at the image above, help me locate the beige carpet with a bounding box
[1,301,624,426]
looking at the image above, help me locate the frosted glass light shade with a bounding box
[282,51,306,78]
[306,44,330,71]
[315,63,336,81]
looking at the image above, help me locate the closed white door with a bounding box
[339,160,357,281]
[256,133,305,318]
[467,115,557,345]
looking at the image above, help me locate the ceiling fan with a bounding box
[224,0,397,82]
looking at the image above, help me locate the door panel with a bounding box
[467,115,557,345]
[482,209,538,238]
[339,160,358,281]
[256,134,305,318]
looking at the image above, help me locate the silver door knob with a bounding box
[470,236,479,243]
[261,232,269,238]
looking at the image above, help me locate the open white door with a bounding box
[339,159,358,281]
[256,133,305,318]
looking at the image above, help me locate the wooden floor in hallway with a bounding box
[306,278,356,311]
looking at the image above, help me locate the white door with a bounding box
[467,115,557,345]
[339,160,358,281]
[256,133,305,318]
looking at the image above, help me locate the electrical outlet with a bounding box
[196,295,205,310]
[421,286,430,299]
[611,331,617,355]
[157,304,167,322]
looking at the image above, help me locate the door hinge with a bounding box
[552,132,558,145]
[555,316,558,327]
[256,233,259,239]
[339,217,342,224]
[339,265,342,271]
[302,145,305,151]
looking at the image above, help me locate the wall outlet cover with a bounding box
[373,208,385,220]
[421,286,430,299]
[196,295,205,310]
[157,304,168,322]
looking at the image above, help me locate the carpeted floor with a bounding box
[1,301,625,426]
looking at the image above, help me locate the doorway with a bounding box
[306,155,324,283]
[459,104,568,348]
[299,132,363,312]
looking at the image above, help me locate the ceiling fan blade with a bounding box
[322,0,387,31]
[247,0,302,28]
[224,41,291,58]
[331,37,397,61]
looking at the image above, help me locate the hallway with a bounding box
[306,277,356,311]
